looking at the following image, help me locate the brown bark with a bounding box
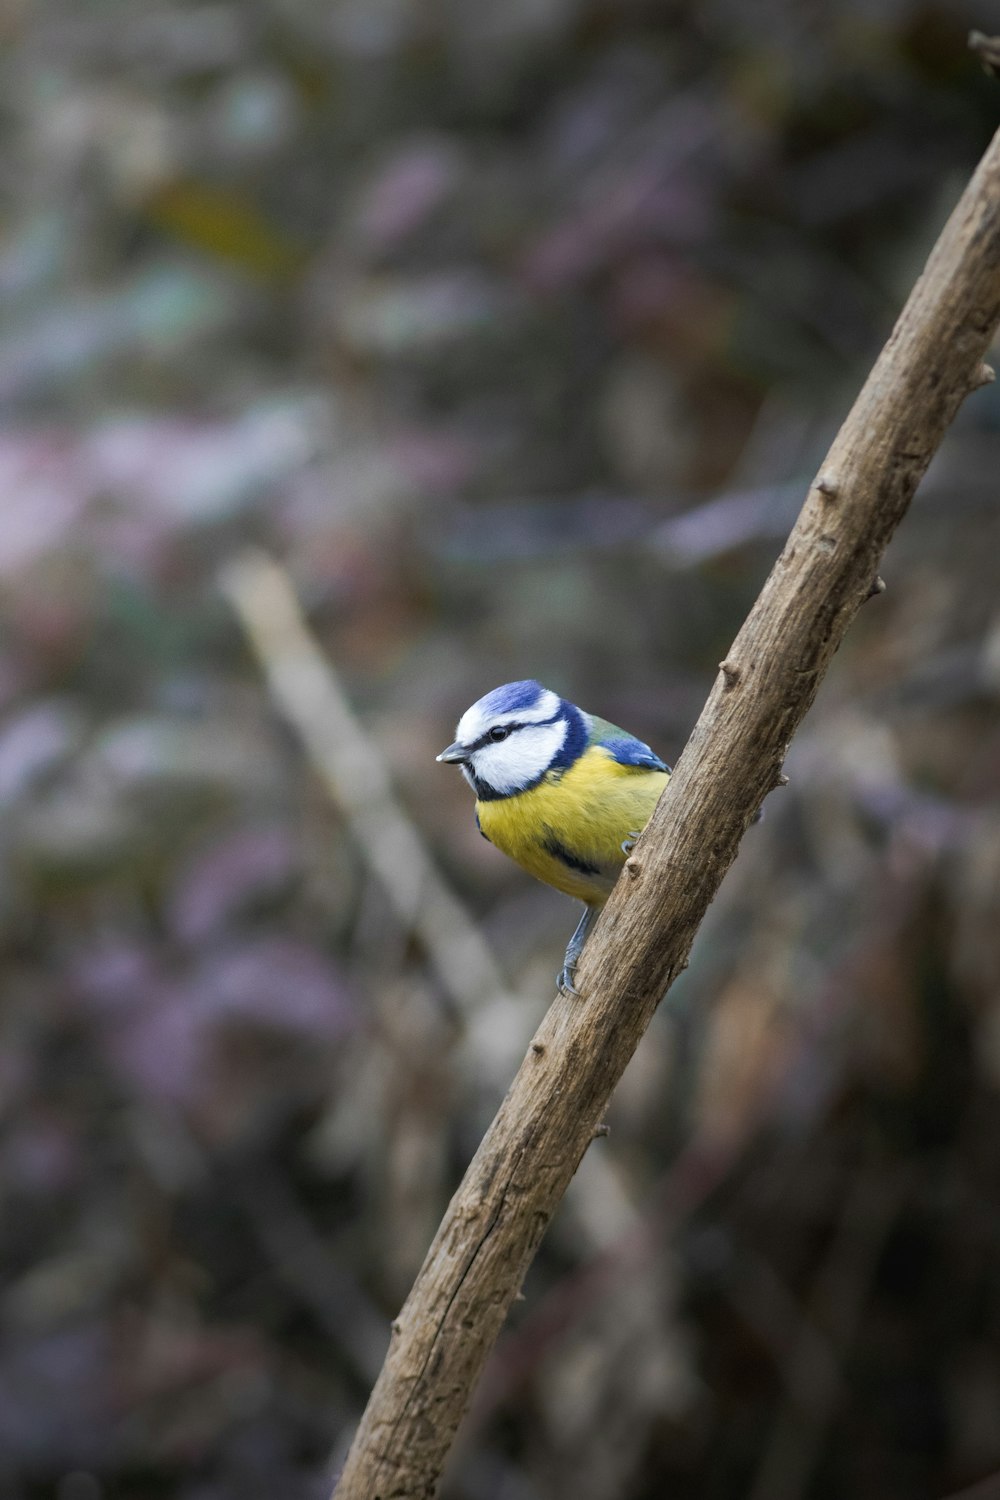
[332,118,1000,1500]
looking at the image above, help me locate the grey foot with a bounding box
[557,905,599,997]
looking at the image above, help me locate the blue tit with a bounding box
[437,680,670,994]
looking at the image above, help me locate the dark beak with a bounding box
[436,742,468,764]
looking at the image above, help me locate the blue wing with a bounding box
[588,715,670,772]
[600,735,669,772]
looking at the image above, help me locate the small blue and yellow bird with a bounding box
[437,680,670,992]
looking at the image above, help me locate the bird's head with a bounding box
[437,680,585,799]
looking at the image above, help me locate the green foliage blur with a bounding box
[2,2,1000,1497]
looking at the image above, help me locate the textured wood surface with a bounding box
[332,120,1000,1500]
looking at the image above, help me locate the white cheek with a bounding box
[472,720,567,794]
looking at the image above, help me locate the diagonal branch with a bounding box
[333,113,1000,1500]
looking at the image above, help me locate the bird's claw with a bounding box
[620,830,642,855]
[557,962,582,997]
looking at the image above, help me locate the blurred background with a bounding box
[2,2,1000,1497]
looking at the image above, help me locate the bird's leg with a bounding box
[620,830,642,855]
[558,904,600,997]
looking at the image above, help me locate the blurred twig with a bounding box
[231,1167,388,1387]
[746,1162,911,1500]
[219,548,508,1017]
[970,31,1000,79]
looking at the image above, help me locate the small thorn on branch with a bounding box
[624,857,642,879]
[531,1041,545,1055]
[815,472,840,499]
[972,361,995,388]
[775,772,789,788]
[866,575,886,601]
[719,659,741,687]
[592,1123,610,1140]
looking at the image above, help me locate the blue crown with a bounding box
[477,679,549,716]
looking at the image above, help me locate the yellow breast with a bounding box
[476,746,668,904]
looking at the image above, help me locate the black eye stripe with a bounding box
[468,710,561,753]
[470,721,523,751]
